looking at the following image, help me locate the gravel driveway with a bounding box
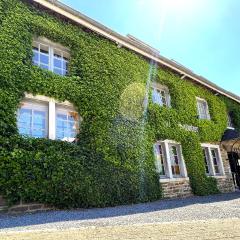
[0,192,239,232]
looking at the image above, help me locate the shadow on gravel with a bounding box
[0,192,239,230]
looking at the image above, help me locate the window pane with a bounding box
[53,68,63,75]
[19,127,31,136]
[52,49,69,76]
[18,105,47,139]
[152,89,162,106]
[54,58,62,68]
[56,130,65,140]
[152,87,170,107]
[154,144,166,176]
[227,113,234,128]
[40,54,49,65]
[40,64,49,70]
[62,69,68,76]
[57,113,67,121]
[33,51,39,64]
[70,131,76,138]
[33,110,46,129]
[57,121,68,130]
[210,148,220,174]
[56,111,78,141]
[202,148,210,174]
[160,91,167,106]
[197,99,209,119]
[169,145,181,176]
[32,129,45,138]
[18,109,32,128]
[62,60,68,70]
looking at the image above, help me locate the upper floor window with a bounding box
[196,97,210,120]
[201,144,225,176]
[227,112,234,129]
[17,94,79,142]
[154,140,188,180]
[152,83,171,108]
[32,37,70,76]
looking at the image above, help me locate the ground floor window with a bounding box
[18,102,48,138]
[154,140,188,180]
[201,144,225,176]
[17,94,80,142]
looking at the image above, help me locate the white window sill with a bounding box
[226,127,235,130]
[159,177,189,183]
[207,175,226,179]
[214,175,226,179]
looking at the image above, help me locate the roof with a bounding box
[32,0,240,104]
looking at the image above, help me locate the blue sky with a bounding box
[61,0,240,95]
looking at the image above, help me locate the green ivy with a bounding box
[220,96,240,131]
[0,0,239,207]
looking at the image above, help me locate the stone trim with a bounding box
[0,196,53,214]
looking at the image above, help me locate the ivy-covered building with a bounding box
[0,0,240,209]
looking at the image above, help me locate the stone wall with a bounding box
[8,203,53,214]
[160,179,193,199]
[0,196,52,214]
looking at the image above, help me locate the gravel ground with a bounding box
[0,192,239,232]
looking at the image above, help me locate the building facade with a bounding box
[0,0,240,210]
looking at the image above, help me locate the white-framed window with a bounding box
[227,112,234,129]
[201,144,225,176]
[152,83,171,107]
[196,97,210,120]
[32,37,70,76]
[18,102,48,138]
[154,140,188,181]
[17,94,79,142]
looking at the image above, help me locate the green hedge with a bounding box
[0,0,239,207]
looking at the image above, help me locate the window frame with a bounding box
[201,143,225,176]
[154,140,188,182]
[196,97,211,120]
[17,94,80,142]
[152,83,171,108]
[32,37,70,76]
